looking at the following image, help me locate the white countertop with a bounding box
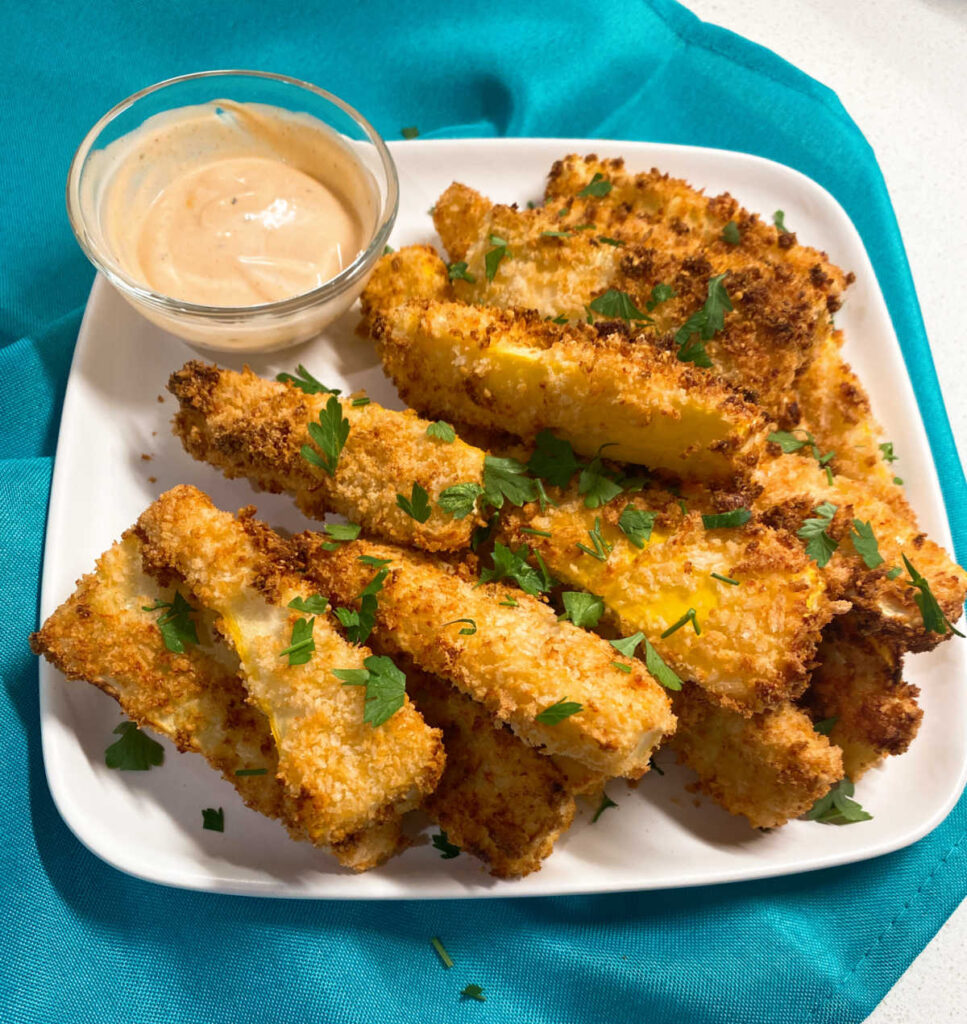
[684,3,967,1020]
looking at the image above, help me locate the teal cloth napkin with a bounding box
[2,1,964,1021]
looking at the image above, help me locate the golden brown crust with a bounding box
[670,688,844,828]
[169,361,486,551]
[298,534,676,778]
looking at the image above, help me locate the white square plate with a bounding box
[38,139,967,899]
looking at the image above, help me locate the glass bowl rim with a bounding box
[65,68,399,319]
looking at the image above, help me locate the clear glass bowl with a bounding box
[66,70,398,353]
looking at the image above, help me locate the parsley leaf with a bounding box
[773,210,789,233]
[397,482,432,523]
[610,632,644,658]
[426,421,456,443]
[578,453,623,509]
[644,639,683,690]
[646,283,677,311]
[351,396,371,408]
[577,172,613,198]
[483,455,537,509]
[358,555,392,567]
[479,542,547,596]
[879,441,898,464]
[104,722,164,771]
[618,505,656,548]
[202,807,224,832]
[302,395,350,477]
[334,568,389,645]
[886,566,903,581]
[443,618,477,636]
[591,791,617,823]
[438,482,484,520]
[484,235,510,281]
[814,716,838,736]
[661,608,701,638]
[276,365,340,396]
[701,508,751,530]
[576,517,612,562]
[902,554,965,637]
[798,501,839,567]
[541,229,573,238]
[499,596,518,607]
[431,831,461,859]
[674,272,732,367]
[324,522,361,542]
[448,261,476,284]
[234,768,268,777]
[142,591,198,653]
[597,236,624,246]
[335,654,407,727]
[805,778,872,825]
[850,519,884,569]
[611,661,632,673]
[461,984,486,1002]
[561,591,605,628]
[588,288,652,323]
[401,126,419,139]
[279,616,316,666]
[535,698,583,725]
[527,430,581,489]
[768,429,816,455]
[721,220,741,244]
[287,594,328,615]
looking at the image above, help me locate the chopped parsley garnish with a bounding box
[301,394,350,477]
[334,568,389,645]
[471,512,499,551]
[578,448,623,508]
[276,364,340,396]
[561,591,605,628]
[710,572,739,586]
[396,482,432,523]
[886,566,903,581]
[142,592,198,654]
[610,632,644,658]
[431,831,461,859]
[591,792,618,823]
[805,778,872,825]
[618,505,656,548]
[767,429,836,477]
[443,618,477,636]
[461,984,486,1002]
[431,937,454,969]
[438,482,484,520]
[521,526,552,538]
[588,288,652,323]
[644,639,683,689]
[902,554,964,636]
[597,235,624,246]
[548,313,569,325]
[574,223,595,231]
[611,661,632,673]
[674,272,732,367]
[879,441,898,464]
[850,519,884,569]
[383,245,394,255]
[645,282,677,311]
[484,234,510,281]
[447,261,476,284]
[202,807,224,832]
[234,768,268,777]
[358,554,392,567]
[351,396,371,408]
[577,172,613,198]
[280,616,316,666]
[814,716,838,736]
[105,722,164,771]
[288,594,329,615]
[425,420,456,443]
[483,455,537,509]
[334,654,407,727]
[660,608,701,638]
[797,501,839,567]
[325,522,361,542]
[535,698,583,725]
[401,126,419,139]
[541,229,573,238]
[527,429,581,488]
[479,542,547,596]
[894,476,903,486]
[576,517,612,562]
[499,595,518,607]
[701,508,751,530]
[773,210,789,233]
[721,221,741,244]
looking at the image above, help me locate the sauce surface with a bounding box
[87,101,375,307]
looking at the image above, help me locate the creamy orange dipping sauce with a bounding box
[85,100,377,307]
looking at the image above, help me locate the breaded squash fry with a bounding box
[502,489,847,715]
[801,614,921,781]
[670,689,844,829]
[134,486,444,846]
[169,361,486,552]
[298,535,676,778]
[368,296,767,486]
[29,533,406,870]
[404,662,577,878]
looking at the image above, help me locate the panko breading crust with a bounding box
[297,534,676,778]
[670,689,844,829]
[134,486,444,846]
[169,361,487,552]
[29,534,407,871]
[801,614,921,781]
[502,488,848,715]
